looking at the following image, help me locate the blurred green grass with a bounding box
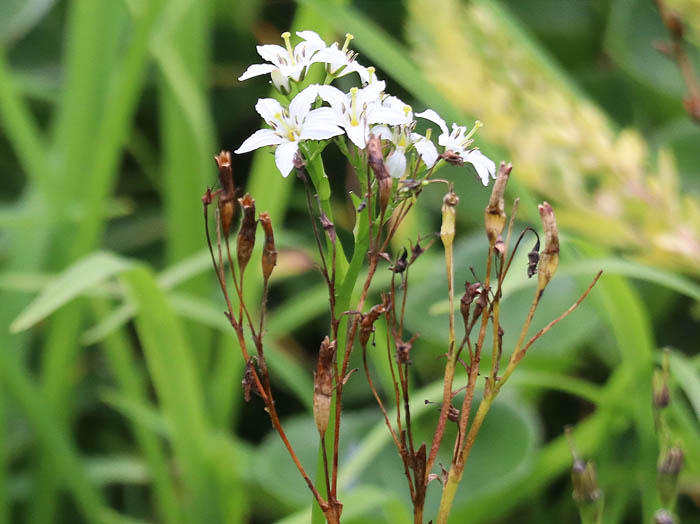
[1,1,699,523]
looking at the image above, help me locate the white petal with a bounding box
[305,107,340,124]
[462,149,496,186]
[234,129,284,154]
[412,134,438,168]
[239,63,277,81]
[296,30,327,52]
[256,44,287,65]
[367,106,407,126]
[372,125,394,142]
[386,148,407,178]
[255,98,285,124]
[358,80,386,106]
[317,85,347,110]
[300,124,344,141]
[275,141,299,177]
[289,84,320,120]
[416,109,449,137]
[345,122,368,149]
[270,69,291,92]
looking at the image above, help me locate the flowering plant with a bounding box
[204,30,599,524]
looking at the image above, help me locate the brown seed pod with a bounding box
[237,194,257,275]
[313,336,336,435]
[259,212,277,281]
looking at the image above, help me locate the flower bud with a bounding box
[313,337,336,436]
[440,192,459,250]
[652,368,670,409]
[654,509,677,524]
[484,162,511,243]
[237,194,257,275]
[657,446,684,507]
[259,212,277,282]
[537,202,559,291]
[215,151,236,236]
[571,459,603,522]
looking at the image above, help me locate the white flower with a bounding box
[316,81,406,149]
[238,31,327,93]
[234,85,343,177]
[373,117,438,179]
[372,96,438,178]
[416,109,495,185]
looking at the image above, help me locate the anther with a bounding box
[342,33,354,52]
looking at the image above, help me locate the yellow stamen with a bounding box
[281,32,295,65]
[404,105,412,117]
[425,128,432,141]
[464,120,483,142]
[350,87,359,126]
[342,33,354,52]
[367,66,375,83]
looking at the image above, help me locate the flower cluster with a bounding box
[235,30,495,183]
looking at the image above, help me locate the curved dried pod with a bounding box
[259,212,277,281]
[484,162,511,244]
[537,201,559,291]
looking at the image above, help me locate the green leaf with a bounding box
[0,0,56,46]
[121,265,221,523]
[10,251,132,333]
[669,350,700,420]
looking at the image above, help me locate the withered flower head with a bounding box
[259,212,277,281]
[237,194,257,274]
[537,202,560,291]
[440,150,464,166]
[313,336,336,435]
[447,404,460,423]
[527,234,541,279]
[390,248,408,273]
[319,212,336,243]
[359,295,392,347]
[484,162,511,243]
[242,357,262,402]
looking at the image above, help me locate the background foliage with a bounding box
[1,0,699,523]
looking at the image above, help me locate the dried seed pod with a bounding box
[537,202,560,291]
[259,212,277,281]
[367,134,392,215]
[440,192,459,250]
[237,194,257,275]
[313,337,336,435]
[484,162,511,243]
[215,151,236,236]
